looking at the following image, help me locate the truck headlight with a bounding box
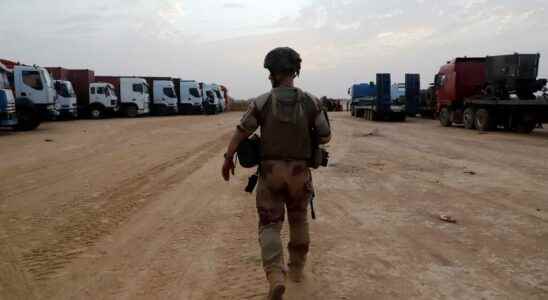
[390,105,405,112]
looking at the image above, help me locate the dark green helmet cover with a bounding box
[264,47,302,75]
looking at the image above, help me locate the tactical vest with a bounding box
[257,87,319,161]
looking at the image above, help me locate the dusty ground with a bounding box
[1,112,547,300]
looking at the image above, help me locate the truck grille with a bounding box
[6,103,16,113]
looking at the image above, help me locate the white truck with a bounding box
[12,65,59,120]
[53,80,78,118]
[95,76,150,117]
[88,82,119,118]
[212,84,226,113]
[144,77,178,115]
[201,83,222,115]
[175,79,203,114]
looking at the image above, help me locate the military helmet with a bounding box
[264,47,302,75]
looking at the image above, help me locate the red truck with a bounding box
[436,54,548,133]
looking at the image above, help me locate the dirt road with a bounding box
[1,112,547,299]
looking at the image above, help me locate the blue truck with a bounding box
[349,73,406,121]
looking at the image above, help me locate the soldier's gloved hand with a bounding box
[222,154,235,181]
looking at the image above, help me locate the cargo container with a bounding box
[175,79,203,114]
[405,74,420,116]
[142,77,178,115]
[436,53,548,133]
[0,58,17,70]
[95,76,150,117]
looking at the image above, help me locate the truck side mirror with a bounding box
[434,75,441,88]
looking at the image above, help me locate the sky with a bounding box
[1,0,548,99]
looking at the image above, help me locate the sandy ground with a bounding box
[1,112,547,300]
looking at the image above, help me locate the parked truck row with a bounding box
[0,58,233,131]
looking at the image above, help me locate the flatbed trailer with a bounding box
[350,73,406,121]
[459,97,548,132]
[352,103,406,121]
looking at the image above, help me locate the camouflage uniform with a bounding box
[239,86,331,282]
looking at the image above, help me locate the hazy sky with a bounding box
[1,0,547,99]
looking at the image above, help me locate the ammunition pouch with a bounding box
[309,146,329,169]
[237,134,262,168]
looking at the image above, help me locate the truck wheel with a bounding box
[156,105,168,116]
[125,105,138,118]
[516,120,536,134]
[463,107,476,129]
[475,108,493,131]
[439,107,452,127]
[15,108,41,131]
[90,106,104,119]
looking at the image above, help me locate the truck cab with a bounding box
[201,83,220,115]
[151,80,178,115]
[349,82,376,117]
[178,80,203,114]
[53,80,77,118]
[390,83,406,114]
[13,65,58,119]
[212,84,225,113]
[120,77,149,117]
[89,82,119,118]
[0,63,17,127]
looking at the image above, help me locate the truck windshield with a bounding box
[189,87,200,98]
[143,83,149,94]
[40,69,53,88]
[105,87,111,97]
[163,87,176,98]
[0,72,8,89]
[55,82,72,97]
[214,90,222,99]
[67,84,76,97]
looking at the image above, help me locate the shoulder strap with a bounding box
[299,90,321,128]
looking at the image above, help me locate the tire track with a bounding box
[205,202,271,299]
[19,132,230,281]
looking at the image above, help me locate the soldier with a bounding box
[222,47,331,300]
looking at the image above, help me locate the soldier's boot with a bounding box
[288,242,308,283]
[267,271,285,300]
[288,265,304,283]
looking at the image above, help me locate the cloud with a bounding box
[223,2,245,9]
[1,0,547,99]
